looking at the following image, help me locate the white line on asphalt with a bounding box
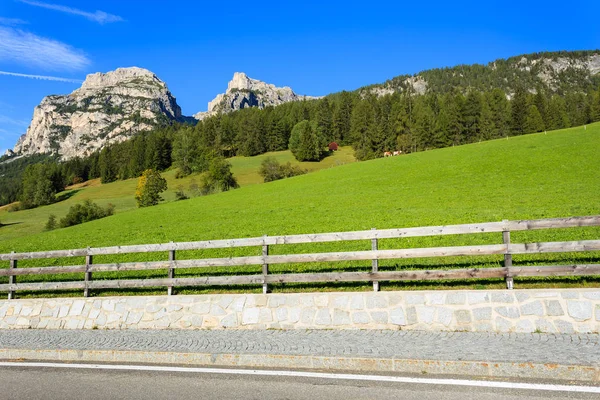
[0,362,598,394]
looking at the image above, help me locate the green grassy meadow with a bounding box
[0,124,599,296]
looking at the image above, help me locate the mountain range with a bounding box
[7,50,600,160]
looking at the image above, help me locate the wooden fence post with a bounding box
[8,251,16,300]
[502,221,514,290]
[84,248,93,298]
[168,242,176,296]
[371,228,379,292]
[262,235,269,294]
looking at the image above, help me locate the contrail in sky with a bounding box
[0,70,82,83]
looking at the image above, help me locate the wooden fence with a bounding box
[1,216,600,299]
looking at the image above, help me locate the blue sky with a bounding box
[0,0,598,154]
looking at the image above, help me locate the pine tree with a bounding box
[315,97,332,147]
[525,105,545,133]
[547,96,571,130]
[511,87,528,135]
[479,98,495,141]
[533,89,548,129]
[349,100,376,160]
[99,147,117,183]
[489,89,510,138]
[289,120,321,161]
[463,91,482,143]
[592,90,600,122]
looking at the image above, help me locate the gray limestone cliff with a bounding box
[194,72,317,120]
[13,67,183,160]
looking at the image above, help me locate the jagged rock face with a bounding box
[194,72,317,120]
[13,67,182,160]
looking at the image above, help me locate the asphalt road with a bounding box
[0,364,598,400]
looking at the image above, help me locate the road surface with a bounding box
[0,362,598,400]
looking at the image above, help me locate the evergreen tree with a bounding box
[533,89,548,129]
[99,147,117,183]
[479,98,495,141]
[411,98,435,151]
[525,105,545,133]
[592,90,600,122]
[349,100,376,160]
[172,127,197,176]
[289,120,321,161]
[489,89,510,138]
[511,87,528,135]
[315,97,333,147]
[463,91,482,143]
[547,96,571,130]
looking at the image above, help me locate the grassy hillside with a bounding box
[1,124,599,294]
[0,147,355,241]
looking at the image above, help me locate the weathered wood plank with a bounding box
[509,240,600,254]
[508,264,600,277]
[0,265,88,276]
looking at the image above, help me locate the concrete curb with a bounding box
[1,348,598,383]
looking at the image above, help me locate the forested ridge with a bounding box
[2,50,600,208]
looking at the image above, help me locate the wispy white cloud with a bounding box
[18,0,124,24]
[0,70,82,83]
[0,26,90,71]
[0,17,28,26]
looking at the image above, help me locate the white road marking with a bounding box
[0,361,598,394]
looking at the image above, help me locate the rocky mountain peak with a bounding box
[194,72,316,120]
[13,67,183,160]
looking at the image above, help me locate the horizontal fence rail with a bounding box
[0,216,599,298]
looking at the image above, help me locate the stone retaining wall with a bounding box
[1,289,599,333]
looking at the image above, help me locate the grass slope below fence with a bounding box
[0,124,599,297]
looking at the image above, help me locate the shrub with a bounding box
[289,120,322,161]
[135,169,168,207]
[59,200,115,228]
[188,179,201,197]
[45,214,57,231]
[259,157,307,182]
[201,157,239,194]
[175,185,189,201]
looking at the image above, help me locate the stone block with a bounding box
[58,305,70,318]
[366,295,388,309]
[473,322,493,332]
[300,308,316,324]
[126,311,143,325]
[332,295,349,309]
[146,304,163,313]
[242,308,260,325]
[435,307,452,326]
[259,309,273,324]
[535,319,557,333]
[520,301,544,316]
[190,303,210,315]
[544,300,564,316]
[561,291,579,299]
[567,301,592,321]
[583,291,600,300]
[167,304,183,312]
[532,292,559,298]
[515,320,534,332]
[333,309,351,325]
[189,315,204,328]
[494,306,520,319]
[288,307,301,323]
[315,309,332,325]
[349,295,364,310]
[554,320,575,334]
[217,296,234,309]
[268,295,286,308]
[102,301,115,312]
[515,292,530,302]
[455,310,472,324]
[220,314,238,328]
[596,305,600,322]
[314,295,329,307]
[352,311,370,324]
[406,294,425,305]
[275,308,288,322]
[406,306,418,325]
[446,293,466,305]
[426,293,445,305]
[473,307,492,321]
[210,304,226,316]
[416,306,435,324]
[229,297,246,312]
[495,317,512,332]
[370,311,388,324]
[390,308,406,326]
[491,292,514,303]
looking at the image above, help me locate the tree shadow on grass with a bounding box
[55,189,82,203]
